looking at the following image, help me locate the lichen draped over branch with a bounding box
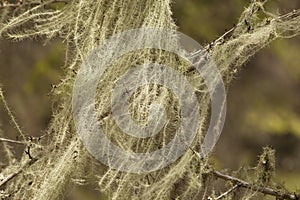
[0,0,300,199]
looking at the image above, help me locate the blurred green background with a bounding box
[0,0,300,196]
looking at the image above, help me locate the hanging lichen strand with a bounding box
[0,0,300,199]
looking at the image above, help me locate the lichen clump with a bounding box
[0,0,299,199]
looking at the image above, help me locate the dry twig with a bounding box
[0,137,26,145]
[212,170,299,200]
[213,184,239,200]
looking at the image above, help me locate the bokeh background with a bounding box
[0,0,300,195]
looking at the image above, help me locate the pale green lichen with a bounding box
[0,0,299,199]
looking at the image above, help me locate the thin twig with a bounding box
[24,146,33,159]
[188,147,299,200]
[214,184,239,200]
[0,137,26,145]
[0,90,27,143]
[0,0,69,9]
[204,7,300,52]
[212,26,236,45]
[0,158,38,188]
[0,166,22,188]
[212,170,299,200]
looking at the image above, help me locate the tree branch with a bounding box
[212,170,299,200]
[0,137,26,145]
[188,146,299,200]
[213,184,239,200]
[0,166,23,188]
[0,158,38,189]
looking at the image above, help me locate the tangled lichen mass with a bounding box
[0,0,300,199]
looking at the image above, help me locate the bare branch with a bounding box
[212,170,299,200]
[0,166,22,188]
[0,137,26,145]
[0,89,27,143]
[188,146,299,200]
[214,184,239,200]
[0,158,38,189]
